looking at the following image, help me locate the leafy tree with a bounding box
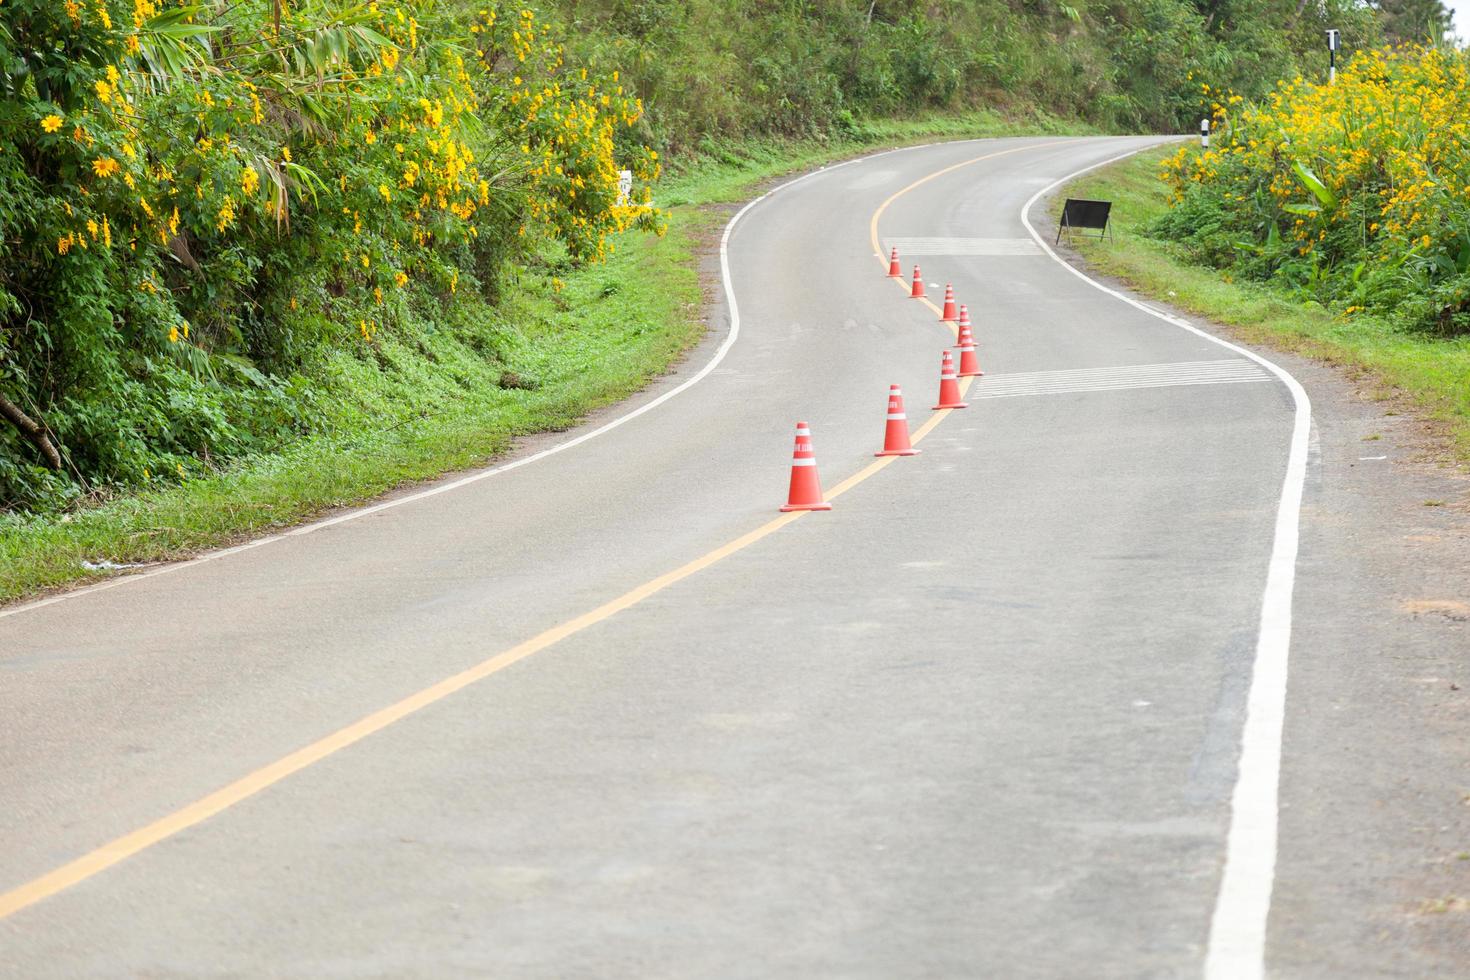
[1374,0,1454,44]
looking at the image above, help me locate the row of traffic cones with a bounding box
[782,246,984,512]
[781,345,983,510]
[887,247,961,325]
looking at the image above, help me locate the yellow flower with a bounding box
[168,326,179,343]
[92,157,120,178]
[241,165,260,196]
[216,198,236,232]
[40,114,64,134]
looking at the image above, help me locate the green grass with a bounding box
[1065,146,1470,461]
[0,217,710,602]
[0,107,1093,606]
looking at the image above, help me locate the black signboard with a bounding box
[1057,198,1113,243]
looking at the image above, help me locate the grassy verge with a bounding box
[1064,147,1470,461]
[0,221,709,603]
[0,107,1096,606]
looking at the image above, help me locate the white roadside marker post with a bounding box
[1201,118,1210,149]
[1327,29,1340,84]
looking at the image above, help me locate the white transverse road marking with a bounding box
[970,359,1268,399]
[884,236,1044,256]
[1019,144,1312,980]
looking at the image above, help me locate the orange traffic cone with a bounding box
[875,385,920,457]
[887,247,902,278]
[910,265,925,299]
[955,322,983,377]
[958,304,973,334]
[940,284,957,322]
[780,422,832,512]
[932,350,968,410]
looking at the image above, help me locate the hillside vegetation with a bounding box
[0,0,1390,517]
[549,0,1380,145]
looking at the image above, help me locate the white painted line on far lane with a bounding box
[1019,144,1313,980]
[884,236,1044,256]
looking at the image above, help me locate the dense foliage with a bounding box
[1154,44,1470,334]
[0,0,659,509]
[1375,0,1454,45]
[548,0,1383,145]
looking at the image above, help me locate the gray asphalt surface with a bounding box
[1,135,1466,978]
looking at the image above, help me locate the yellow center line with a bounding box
[0,140,1046,922]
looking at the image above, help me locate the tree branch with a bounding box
[1287,0,1311,30]
[0,392,63,470]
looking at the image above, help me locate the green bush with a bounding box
[0,0,660,510]
[1154,44,1470,334]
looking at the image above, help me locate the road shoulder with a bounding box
[1050,175,1470,976]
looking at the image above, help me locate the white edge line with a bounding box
[1019,141,1312,980]
[967,377,1270,399]
[1,134,1062,623]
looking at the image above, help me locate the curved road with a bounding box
[0,136,1462,977]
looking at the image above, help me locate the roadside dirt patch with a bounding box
[1400,599,1470,621]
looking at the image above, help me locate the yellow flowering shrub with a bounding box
[0,0,662,505]
[470,6,662,261]
[1156,46,1470,332]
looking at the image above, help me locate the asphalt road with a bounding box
[1,136,1466,978]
